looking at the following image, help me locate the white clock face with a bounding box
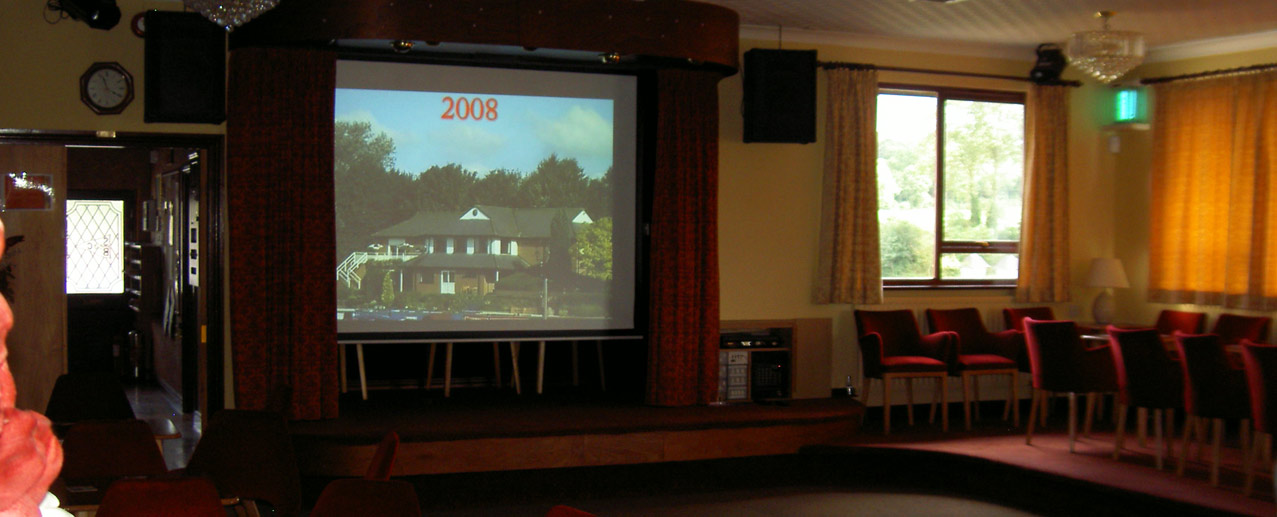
[87,68,129,109]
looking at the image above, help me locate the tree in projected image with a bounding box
[334,122,615,320]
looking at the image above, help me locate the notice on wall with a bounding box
[2,172,54,211]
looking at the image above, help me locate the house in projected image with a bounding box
[337,205,593,295]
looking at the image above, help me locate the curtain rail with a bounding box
[817,61,1081,87]
[1140,62,1277,85]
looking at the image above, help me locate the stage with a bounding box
[290,390,866,477]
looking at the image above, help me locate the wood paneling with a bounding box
[0,144,68,411]
[230,0,739,73]
[294,419,859,477]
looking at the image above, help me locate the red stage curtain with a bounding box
[227,47,339,420]
[646,69,723,406]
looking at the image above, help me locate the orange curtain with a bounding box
[1149,70,1277,309]
[227,47,340,420]
[813,67,881,304]
[1016,84,1071,303]
[645,69,722,407]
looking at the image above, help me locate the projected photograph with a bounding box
[333,62,637,337]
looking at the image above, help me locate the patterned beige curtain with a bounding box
[814,67,881,304]
[1015,84,1071,303]
[1149,70,1277,309]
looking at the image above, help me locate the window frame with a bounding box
[878,84,1026,289]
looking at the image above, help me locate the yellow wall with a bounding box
[0,0,218,134]
[3,1,1275,402]
[719,36,1118,395]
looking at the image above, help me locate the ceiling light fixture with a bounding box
[1064,11,1145,83]
[183,0,279,30]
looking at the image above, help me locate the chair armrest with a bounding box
[988,329,1023,360]
[858,332,885,379]
[919,331,957,362]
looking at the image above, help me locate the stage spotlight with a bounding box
[55,0,121,30]
[1029,43,1067,84]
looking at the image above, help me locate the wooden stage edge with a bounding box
[291,399,865,477]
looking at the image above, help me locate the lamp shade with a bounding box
[1086,258,1129,289]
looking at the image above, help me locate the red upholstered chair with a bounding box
[1154,310,1206,335]
[60,419,168,484]
[44,372,136,436]
[926,308,1020,430]
[309,478,421,517]
[1240,341,1277,496]
[95,477,226,517]
[184,409,301,517]
[365,431,400,481]
[546,505,597,517]
[1003,307,1056,334]
[1023,319,1118,452]
[854,309,954,435]
[1107,326,1182,469]
[1211,313,1272,345]
[1174,332,1251,487]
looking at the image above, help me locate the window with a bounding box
[66,199,125,294]
[877,86,1025,287]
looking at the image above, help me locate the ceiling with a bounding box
[701,0,1277,61]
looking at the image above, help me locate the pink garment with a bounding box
[0,220,62,517]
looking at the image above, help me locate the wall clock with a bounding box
[80,62,134,115]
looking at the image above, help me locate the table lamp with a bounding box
[1086,257,1129,324]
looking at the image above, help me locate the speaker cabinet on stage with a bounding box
[144,11,226,124]
[743,49,817,144]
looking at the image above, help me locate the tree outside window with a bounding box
[877,86,1024,287]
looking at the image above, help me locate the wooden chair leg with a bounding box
[1083,393,1096,436]
[1153,408,1165,470]
[1026,390,1041,445]
[906,378,916,426]
[1068,392,1078,453]
[884,377,893,435]
[1137,407,1148,447]
[962,373,973,431]
[1178,415,1196,476]
[972,375,982,421]
[1166,409,1176,460]
[940,375,949,432]
[1210,418,1224,487]
[1245,431,1261,496]
[1113,403,1128,460]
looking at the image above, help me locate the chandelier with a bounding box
[1064,11,1145,83]
[184,0,280,30]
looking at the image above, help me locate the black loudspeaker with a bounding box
[144,11,226,124]
[743,49,817,144]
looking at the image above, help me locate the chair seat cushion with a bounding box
[882,356,946,372]
[957,354,1016,371]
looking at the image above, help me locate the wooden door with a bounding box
[0,144,68,411]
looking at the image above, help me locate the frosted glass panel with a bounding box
[66,199,124,294]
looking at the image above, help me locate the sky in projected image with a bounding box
[336,89,614,178]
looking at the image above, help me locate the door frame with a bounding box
[0,129,226,415]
